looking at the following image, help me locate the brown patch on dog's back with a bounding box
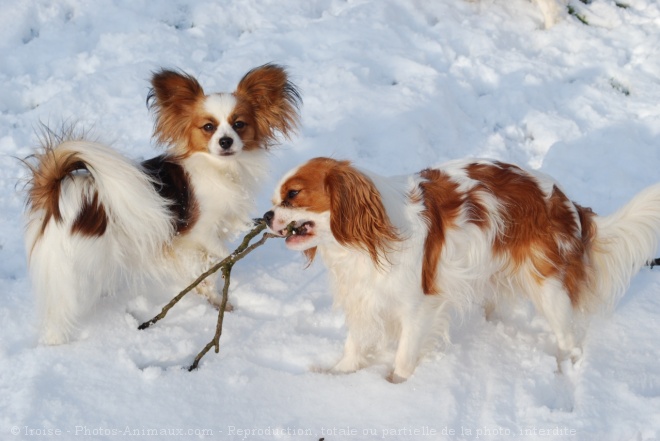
[417,169,463,294]
[548,188,596,305]
[142,154,199,235]
[466,161,593,306]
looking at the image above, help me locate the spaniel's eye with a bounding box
[232,121,246,130]
[202,123,216,133]
[287,189,300,199]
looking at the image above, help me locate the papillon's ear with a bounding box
[148,69,205,147]
[234,63,301,147]
[325,161,400,267]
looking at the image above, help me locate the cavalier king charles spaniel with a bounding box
[265,157,660,382]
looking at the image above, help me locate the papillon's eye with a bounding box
[202,123,216,133]
[287,189,300,199]
[232,121,246,130]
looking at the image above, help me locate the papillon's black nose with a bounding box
[219,137,234,150]
[263,210,274,227]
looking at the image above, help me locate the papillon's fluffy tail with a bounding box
[24,135,173,344]
[589,183,660,310]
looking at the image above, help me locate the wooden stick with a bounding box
[137,218,298,370]
[138,221,273,330]
[187,229,278,371]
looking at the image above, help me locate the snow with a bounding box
[1,0,660,439]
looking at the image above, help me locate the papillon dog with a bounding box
[265,157,660,382]
[24,64,301,345]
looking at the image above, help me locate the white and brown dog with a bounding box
[25,64,301,345]
[265,157,660,382]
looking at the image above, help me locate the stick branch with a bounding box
[138,219,298,371]
[187,230,278,371]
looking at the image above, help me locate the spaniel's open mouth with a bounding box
[283,221,315,244]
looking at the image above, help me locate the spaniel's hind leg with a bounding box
[531,277,581,362]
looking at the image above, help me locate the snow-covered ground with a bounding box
[2,0,660,439]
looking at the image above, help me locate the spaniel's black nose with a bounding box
[263,210,274,227]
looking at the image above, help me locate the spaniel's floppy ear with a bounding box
[147,69,205,147]
[325,161,400,266]
[234,63,302,147]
